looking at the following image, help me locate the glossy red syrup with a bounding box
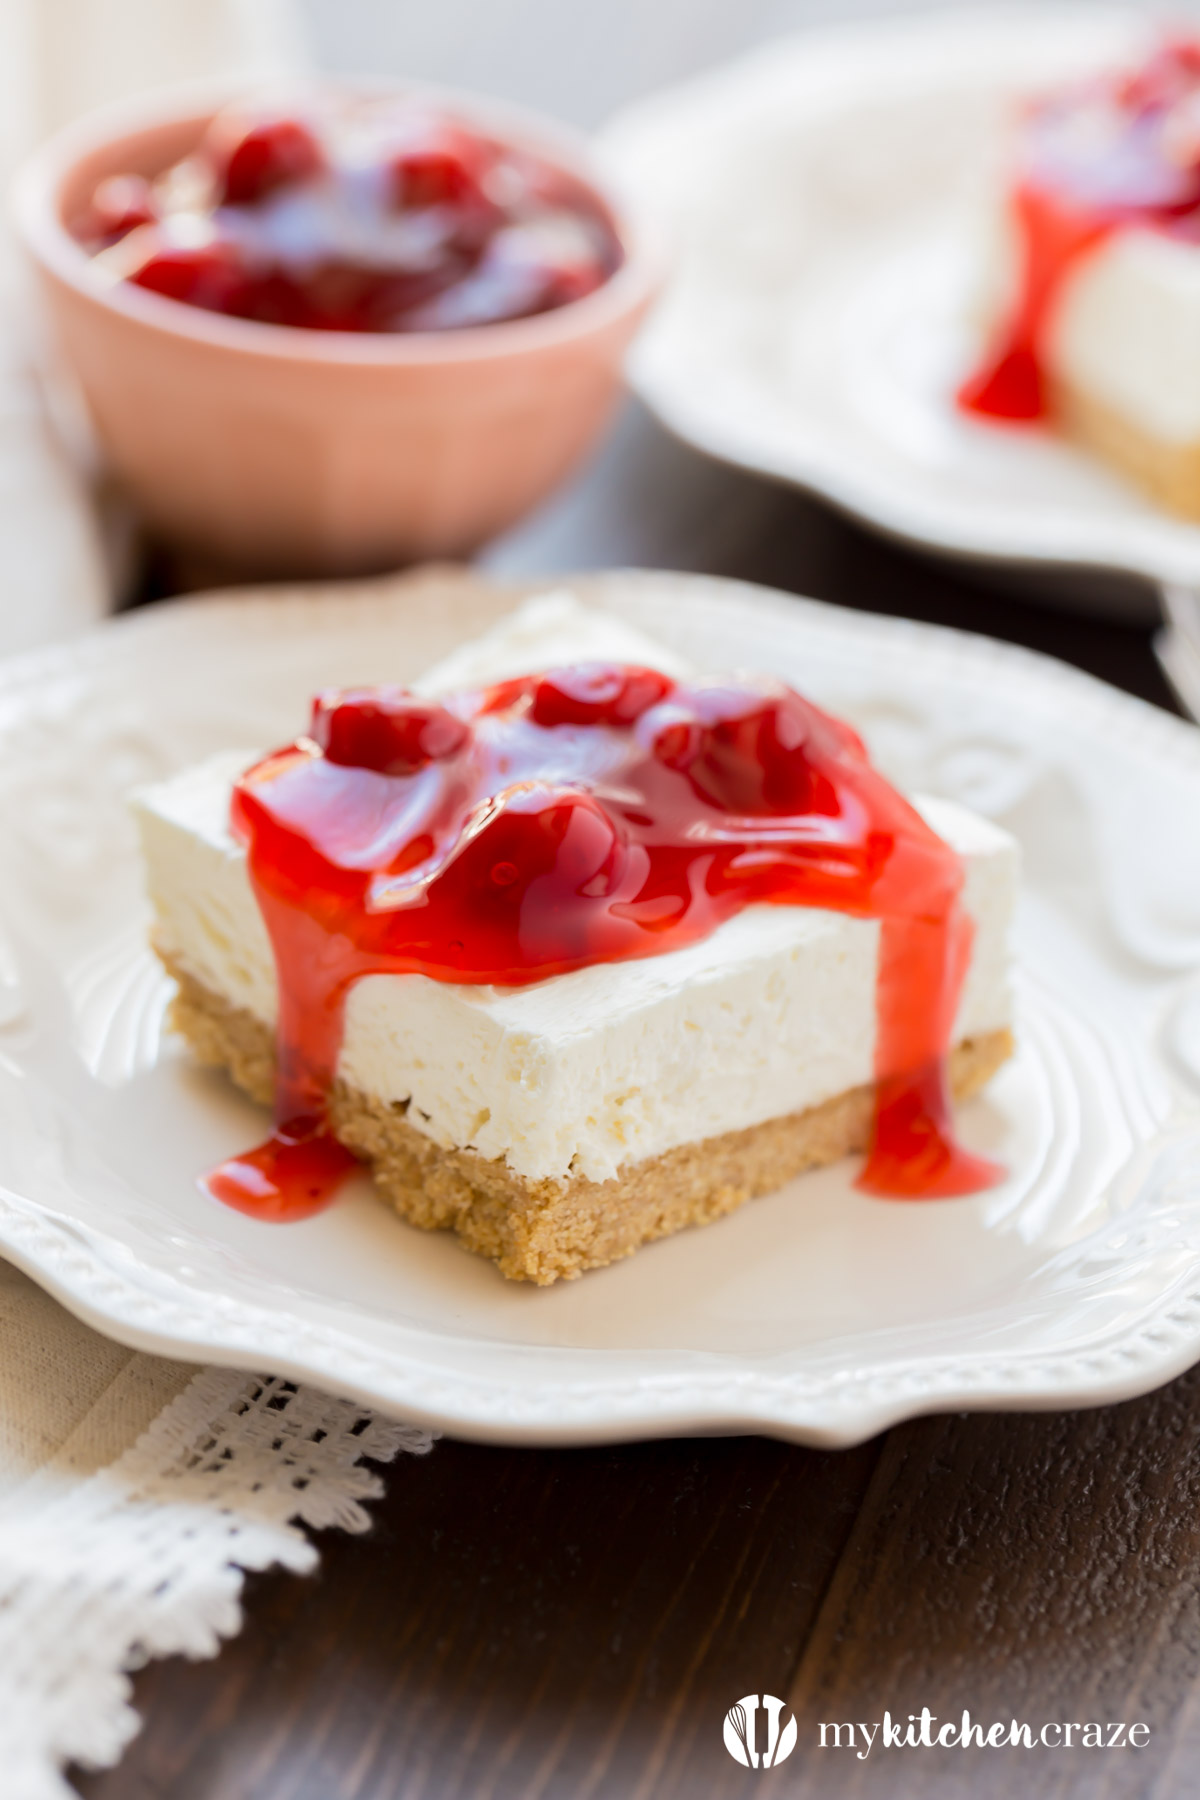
[204,664,1002,1218]
[205,1123,358,1222]
[77,96,621,333]
[960,40,1200,422]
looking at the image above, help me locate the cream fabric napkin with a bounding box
[0,9,435,1798]
[0,1261,429,1800]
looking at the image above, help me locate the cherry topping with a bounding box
[78,96,622,334]
[391,126,491,209]
[530,664,675,728]
[652,687,845,816]
[83,174,157,241]
[1117,39,1200,117]
[211,113,324,206]
[449,786,628,933]
[309,688,469,775]
[386,127,504,264]
[128,238,253,313]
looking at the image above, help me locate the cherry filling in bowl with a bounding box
[74,94,624,333]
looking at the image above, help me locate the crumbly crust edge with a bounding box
[1052,374,1200,519]
[161,952,1014,1286]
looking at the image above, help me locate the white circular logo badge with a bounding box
[724,1694,798,1767]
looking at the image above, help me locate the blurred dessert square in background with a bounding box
[961,38,1200,518]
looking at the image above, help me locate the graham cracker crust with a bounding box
[1051,375,1200,520]
[164,955,1014,1286]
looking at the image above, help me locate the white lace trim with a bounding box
[0,1369,431,1800]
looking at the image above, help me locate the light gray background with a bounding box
[300,0,1177,128]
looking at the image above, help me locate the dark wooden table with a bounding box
[76,404,1197,1800]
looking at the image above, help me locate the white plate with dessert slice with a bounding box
[599,5,1200,612]
[1,565,1199,1446]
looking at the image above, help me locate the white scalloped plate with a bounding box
[599,6,1200,607]
[2,566,1200,1446]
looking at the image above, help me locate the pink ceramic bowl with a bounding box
[14,85,658,578]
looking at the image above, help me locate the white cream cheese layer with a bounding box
[977,204,1200,444]
[133,598,1018,1184]
[1046,226,1200,444]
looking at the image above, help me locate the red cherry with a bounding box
[310,688,469,775]
[89,101,624,335]
[455,786,627,913]
[390,128,490,209]
[658,686,841,817]
[212,114,324,206]
[85,174,157,241]
[650,715,699,771]
[530,664,674,729]
[127,238,253,314]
